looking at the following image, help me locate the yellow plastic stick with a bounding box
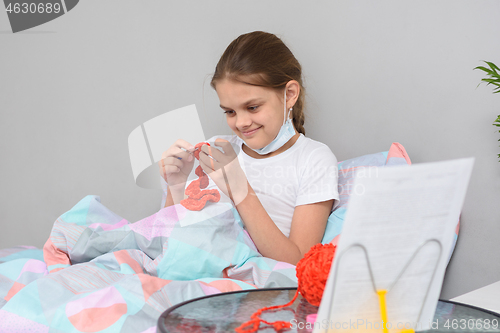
[377,290,389,333]
[377,289,415,333]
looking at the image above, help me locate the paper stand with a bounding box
[326,239,443,333]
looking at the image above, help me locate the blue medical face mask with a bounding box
[245,89,296,155]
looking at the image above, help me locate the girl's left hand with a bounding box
[198,138,248,205]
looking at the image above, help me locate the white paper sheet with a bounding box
[313,158,474,333]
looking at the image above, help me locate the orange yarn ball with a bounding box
[235,243,337,333]
[296,243,337,306]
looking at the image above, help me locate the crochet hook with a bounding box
[177,147,198,160]
[177,147,216,161]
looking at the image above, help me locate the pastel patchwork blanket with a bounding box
[0,196,297,332]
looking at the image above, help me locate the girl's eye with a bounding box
[224,110,235,115]
[248,106,259,111]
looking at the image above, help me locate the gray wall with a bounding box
[0,0,498,300]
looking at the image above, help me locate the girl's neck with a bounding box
[242,131,301,159]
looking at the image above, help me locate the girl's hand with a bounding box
[158,139,196,187]
[198,139,248,205]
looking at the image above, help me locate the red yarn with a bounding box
[296,243,336,307]
[234,301,295,333]
[180,142,221,211]
[234,243,337,332]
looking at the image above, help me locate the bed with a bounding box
[0,142,458,332]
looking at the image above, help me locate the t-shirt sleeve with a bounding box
[295,144,340,211]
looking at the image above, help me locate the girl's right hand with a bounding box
[158,139,197,187]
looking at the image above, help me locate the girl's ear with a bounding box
[285,80,300,108]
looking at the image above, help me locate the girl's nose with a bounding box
[235,112,252,129]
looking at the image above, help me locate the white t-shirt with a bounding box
[161,134,339,237]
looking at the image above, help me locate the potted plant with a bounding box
[474,61,500,161]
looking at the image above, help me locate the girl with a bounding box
[159,31,339,265]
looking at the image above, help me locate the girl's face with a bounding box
[216,78,295,155]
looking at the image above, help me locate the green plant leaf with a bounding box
[485,61,500,73]
[482,78,500,83]
[484,71,500,79]
[475,60,500,97]
[475,66,495,76]
[483,81,500,89]
[474,66,494,74]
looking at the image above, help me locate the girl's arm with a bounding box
[196,138,336,264]
[159,139,197,208]
[236,181,334,265]
[163,183,188,208]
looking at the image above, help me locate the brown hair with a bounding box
[210,31,306,135]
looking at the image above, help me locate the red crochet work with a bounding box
[180,142,221,211]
